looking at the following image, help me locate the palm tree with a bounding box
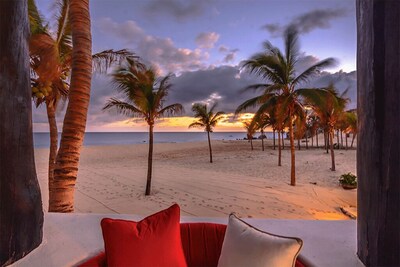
[236,26,336,185]
[253,112,270,151]
[308,85,348,171]
[104,61,183,196]
[49,0,92,212]
[29,0,136,211]
[344,110,357,148]
[243,121,256,150]
[189,103,225,163]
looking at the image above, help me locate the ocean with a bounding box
[33,132,280,148]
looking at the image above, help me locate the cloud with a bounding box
[143,0,213,21]
[217,45,239,63]
[97,18,208,74]
[262,8,348,36]
[195,32,220,49]
[218,45,229,53]
[33,65,357,131]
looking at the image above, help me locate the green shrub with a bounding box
[339,172,357,186]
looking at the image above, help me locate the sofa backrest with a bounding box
[180,223,227,267]
[78,222,305,267]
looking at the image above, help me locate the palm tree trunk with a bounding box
[340,130,343,149]
[261,129,265,151]
[325,130,329,154]
[0,1,43,263]
[46,102,58,208]
[329,129,336,171]
[281,131,285,149]
[278,129,282,166]
[311,134,314,147]
[250,137,254,150]
[316,130,319,148]
[289,120,296,186]
[50,0,92,212]
[346,133,348,150]
[336,129,340,148]
[305,132,308,149]
[273,129,276,150]
[207,131,213,163]
[297,137,301,150]
[351,133,356,148]
[145,124,154,195]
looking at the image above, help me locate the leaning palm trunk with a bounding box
[145,124,154,195]
[50,0,92,212]
[46,102,58,198]
[207,131,213,163]
[329,129,336,171]
[289,119,296,186]
[351,133,356,148]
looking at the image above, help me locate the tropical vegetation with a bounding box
[189,103,225,163]
[236,26,336,185]
[103,59,183,195]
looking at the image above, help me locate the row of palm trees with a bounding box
[235,26,357,186]
[30,0,356,207]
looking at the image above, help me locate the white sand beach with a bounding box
[34,139,357,219]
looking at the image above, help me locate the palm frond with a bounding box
[103,98,145,118]
[235,96,262,114]
[92,49,140,73]
[188,122,205,129]
[158,103,183,117]
[28,0,47,34]
[284,26,300,69]
[292,58,337,86]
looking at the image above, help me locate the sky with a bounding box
[33,0,357,132]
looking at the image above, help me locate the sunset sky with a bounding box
[33,0,357,132]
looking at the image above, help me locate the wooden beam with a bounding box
[357,0,400,266]
[0,1,44,265]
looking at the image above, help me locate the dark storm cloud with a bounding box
[143,0,214,21]
[167,65,262,115]
[263,8,348,36]
[32,65,357,130]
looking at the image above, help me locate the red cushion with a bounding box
[180,223,226,267]
[100,204,187,267]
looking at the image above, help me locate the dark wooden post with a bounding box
[357,1,400,266]
[0,1,44,265]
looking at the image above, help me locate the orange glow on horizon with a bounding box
[92,113,266,132]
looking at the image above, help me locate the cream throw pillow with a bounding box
[217,214,303,267]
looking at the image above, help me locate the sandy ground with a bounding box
[34,138,357,220]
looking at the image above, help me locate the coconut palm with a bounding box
[307,85,348,171]
[253,112,270,151]
[29,0,136,211]
[243,121,256,150]
[236,26,336,185]
[49,0,92,212]
[344,110,357,148]
[104,61,183,196]
[189,103,225,163]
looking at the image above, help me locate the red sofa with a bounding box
[79,222,305,267]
